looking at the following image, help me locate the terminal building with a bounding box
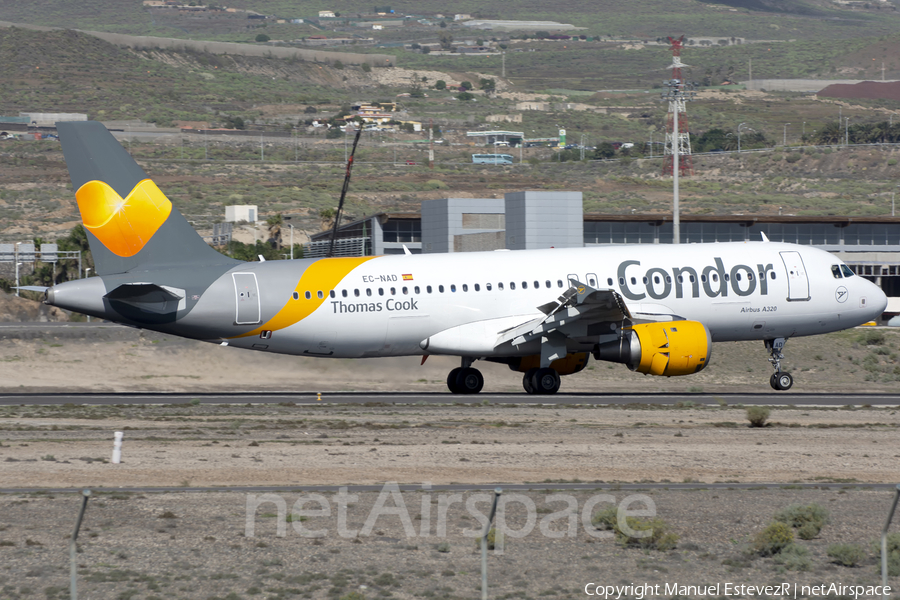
[307,190,900,298]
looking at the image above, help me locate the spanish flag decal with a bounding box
[75,179,172,258]
[402,274,413,281]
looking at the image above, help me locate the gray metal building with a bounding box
[421,198,505,253]
[505,191,583,250]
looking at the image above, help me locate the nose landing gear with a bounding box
[765,338,793,391]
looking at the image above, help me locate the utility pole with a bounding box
[845,117,850,147]
[428,118,434,168]
[501,51,506,78]
[783,123,790,147]
[14,242,19,297]
[260,129,264,161]
[289,223,294,259]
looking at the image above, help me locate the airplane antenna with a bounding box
[327,123,364,258]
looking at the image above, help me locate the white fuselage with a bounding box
[220,242,887,359]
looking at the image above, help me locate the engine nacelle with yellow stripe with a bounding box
[593,321,712,376]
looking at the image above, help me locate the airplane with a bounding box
[35,121,888,395]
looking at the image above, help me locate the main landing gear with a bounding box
[765,338,793,391]
[445,358,563,395]
[447,358,484,394]
[522,367,561,395]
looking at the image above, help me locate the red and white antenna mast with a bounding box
[660,35,696,244]
[662,35,695,178]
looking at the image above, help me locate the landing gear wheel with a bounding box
[447,367,463,394]
[765,338,793,391]
[455,367,484,394]
[530,367,561,395]
[522,368,537,394]
[775,372,793,391]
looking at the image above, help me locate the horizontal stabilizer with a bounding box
[14,286,49,293]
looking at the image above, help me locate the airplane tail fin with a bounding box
[57,121,236,275]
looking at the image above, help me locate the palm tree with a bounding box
[266,213,283,249]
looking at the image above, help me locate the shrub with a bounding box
[774,503,829,539]
[746,406,771,427]
[592,506,676,550]
[752,522,793,556]
[773,543,812,571]
[827,543,865,567]
[878,532,900,576]
[255,34,270,43]
[361,62,371,73]
[615,517,679,551]
[591,505,618,530]
[333,60,344,69]
[474,528,502,550]
[861,330,885,346]
[456,91,475,101]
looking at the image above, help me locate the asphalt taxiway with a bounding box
[1,391,898,406]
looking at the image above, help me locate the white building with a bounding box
[225,205,258,223]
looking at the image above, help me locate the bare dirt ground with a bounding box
[1,401,899,599]
[2,323,900,598]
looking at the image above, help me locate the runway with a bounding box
[1,391,899,406]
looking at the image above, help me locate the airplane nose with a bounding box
[867,279,888,319]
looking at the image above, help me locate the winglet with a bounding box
[760,231,769,242]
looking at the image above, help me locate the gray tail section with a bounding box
[57,121,237,275]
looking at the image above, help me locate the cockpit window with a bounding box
[841,264,854,278]
[831,265,842,279]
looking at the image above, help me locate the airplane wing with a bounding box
[495,280,633,349]
[495,280,686,351]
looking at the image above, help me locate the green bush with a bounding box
[473,528,500,550]
[773,543,812,571]
[878,532,900,576]
[774,503,829,539]
[746,406,771,427]
[592,506,677,550]
[614,517,678,551]
[827,543,865,567]
[752,522,793,556]
[860,330,885,346]
[591,505,618,530]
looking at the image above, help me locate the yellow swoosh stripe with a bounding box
[233,256,379,338]
[75,179,172,258]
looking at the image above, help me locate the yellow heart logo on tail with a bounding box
[75,179,172,257]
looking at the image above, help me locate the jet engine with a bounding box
[593,321,712,376]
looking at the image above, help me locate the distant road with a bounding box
[1,391,898,406]
[1,482,897,495]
